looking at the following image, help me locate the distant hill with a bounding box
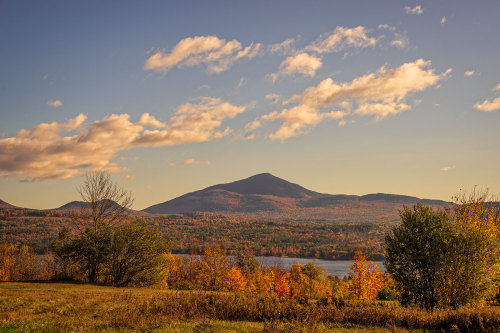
[54,201,89,210]
[0,199,18,209]
[142,173,449,221]
[54,199,148,217]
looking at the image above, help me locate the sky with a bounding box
[1,1,499,210]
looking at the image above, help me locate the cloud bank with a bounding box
[0,98,246,181]
[249,59,450,140]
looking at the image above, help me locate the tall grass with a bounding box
[2,283,500,332]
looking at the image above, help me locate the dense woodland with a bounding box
[0,209,386,260]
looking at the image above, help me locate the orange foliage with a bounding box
[344,252,385,300]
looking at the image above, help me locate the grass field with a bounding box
[0,282,404,332]
[1,282,499,332]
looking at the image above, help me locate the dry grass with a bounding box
[1,282,499,332]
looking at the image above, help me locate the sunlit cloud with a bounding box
[268,38,296,55]
[441,16,447,25]
[249,59,450,140]
[464,70,475,77]
[304,26,377,54]
[390,34,409,49]
[48,100,63,108]
[122,174,136,180]
[268,26,377,81]
[441,166,456,172]
[474,83,500,112]
[474,96,500,112]
[378,24,396,32]
[270,53,322,81]
[405,5,423,15]
[144,35,262,74]
[0,97,246,182]
[183,158,210,165]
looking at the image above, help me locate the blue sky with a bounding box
[1,1,499,209]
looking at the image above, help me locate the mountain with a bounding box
[142,173,449,221]
[0,199,18,209]
[55,201,89,210]
[54,199,149,216]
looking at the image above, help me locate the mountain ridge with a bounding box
[142,173,449,216]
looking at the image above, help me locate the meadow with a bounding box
[1,282,500,332]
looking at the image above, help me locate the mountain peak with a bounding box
[206,173,321,198]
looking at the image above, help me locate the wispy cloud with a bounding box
[268,38,296,56]
[464,70,475,77]
[304,26,378,54]
[474,83,500,112]
[248,59,450,140]
[122,174,136,180]
[441,166,456,172]
[0,97,246,182]
[390,33,409,49]
[405,5,423,15]
[474,97,500,112]
[48,100,63,108]
[268,26,378,81]
[378,24,396,32]
[183,158,210,165]
[237,77,246,89]
[144,35,262,74]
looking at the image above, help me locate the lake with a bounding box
[176,254,385,278]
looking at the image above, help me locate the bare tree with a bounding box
[76,171,134,232]
[69,171,134,282]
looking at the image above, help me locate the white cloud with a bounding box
[464,70,475,77]
[390,33,409,49]
[265,93,280,104]
[304,26,378,54]
[48,100,63,108]
[144,35,262,74]
[474,83,500,112]
[441,16,447,24]
[405,5,423,15]
[441,166,456,172]
[267,26,382,82]
[378,24,396,31]
[0,97,246,182]
[271,53,322,80]
[248,59,450,140]
[268,38,296,55]
[474,96,500,112]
